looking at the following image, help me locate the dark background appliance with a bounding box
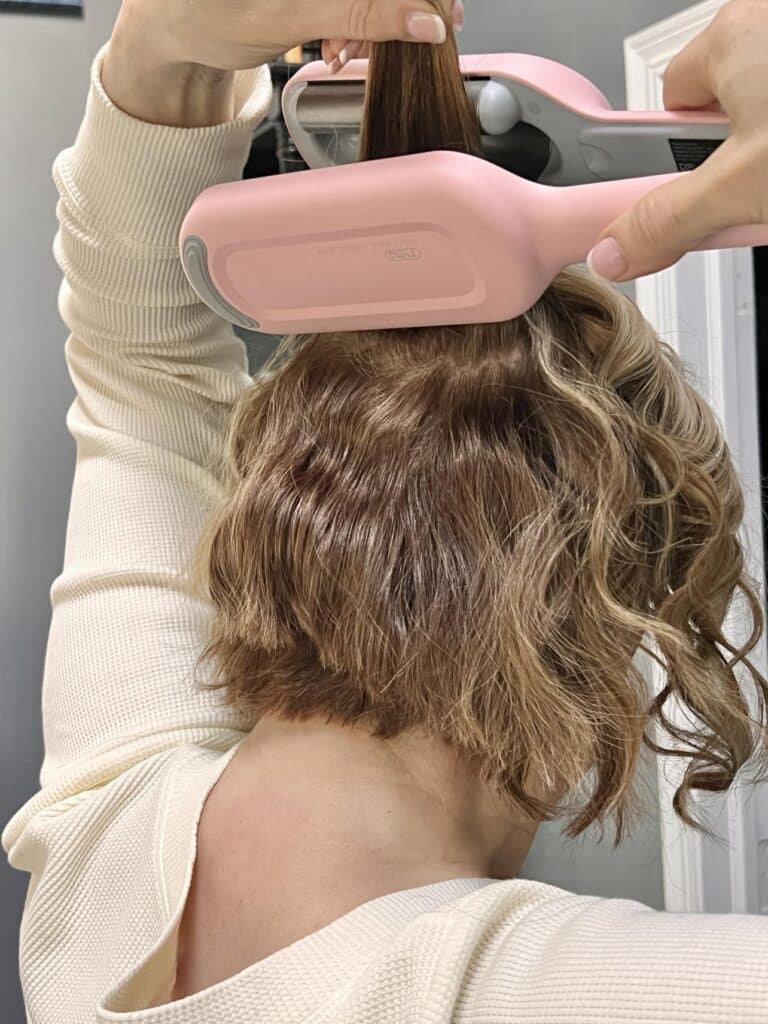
[0,0,82,15]
[243,43,320,180]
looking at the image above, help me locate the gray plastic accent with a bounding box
[285,74,731,185]
[579,122,728,178]
[283,80,360,169]
[182,236,262,332]
[478,80,522,136]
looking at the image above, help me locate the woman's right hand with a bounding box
[588,0,768,282]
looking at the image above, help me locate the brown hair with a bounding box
[196,7,768,844]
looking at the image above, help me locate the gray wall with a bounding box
[0,4,122,1018]
[1,1,696,1015]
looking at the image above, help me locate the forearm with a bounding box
[103,7,236,127]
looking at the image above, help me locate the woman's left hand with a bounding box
[104,0,465,128]
[323,0,465,72]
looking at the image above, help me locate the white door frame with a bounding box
[625,0,768,914]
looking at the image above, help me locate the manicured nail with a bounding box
[586,237,627,281]
[406,12,448,43]
[453,0,465,31]
[341,41,364,63]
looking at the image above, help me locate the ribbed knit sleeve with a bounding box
[2,42,273,854]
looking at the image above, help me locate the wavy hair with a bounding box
[196,4,768,844]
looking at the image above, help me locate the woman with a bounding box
[3,1,768,1021]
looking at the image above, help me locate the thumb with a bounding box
[586,145,742,283]
[334,1,452,45]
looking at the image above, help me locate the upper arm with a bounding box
[473,893,768,1023]
[36,253,254,789]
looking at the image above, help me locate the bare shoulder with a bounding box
[170,754,327,1000]
[170,752,269,999]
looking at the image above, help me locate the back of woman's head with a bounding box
[199,4,768,843]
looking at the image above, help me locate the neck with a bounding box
[231,712,543,887]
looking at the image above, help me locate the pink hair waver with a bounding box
[180,55,768,334]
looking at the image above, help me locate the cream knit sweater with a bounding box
[3,42,768,1024]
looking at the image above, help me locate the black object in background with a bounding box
[0,0,82,14]
[243,42,323,182]
[242,124,281,180]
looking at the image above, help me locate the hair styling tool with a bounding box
[282,53,731,182]
[180,55,768,335]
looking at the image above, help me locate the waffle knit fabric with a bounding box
[3,40,768,1024]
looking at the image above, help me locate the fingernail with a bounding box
[586,237,627,281]
[406,12,448,43]
[453,0,465,31]
[329,56,342,74]
[341,41,364,63]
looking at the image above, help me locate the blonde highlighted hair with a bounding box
[195,6,768,844]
